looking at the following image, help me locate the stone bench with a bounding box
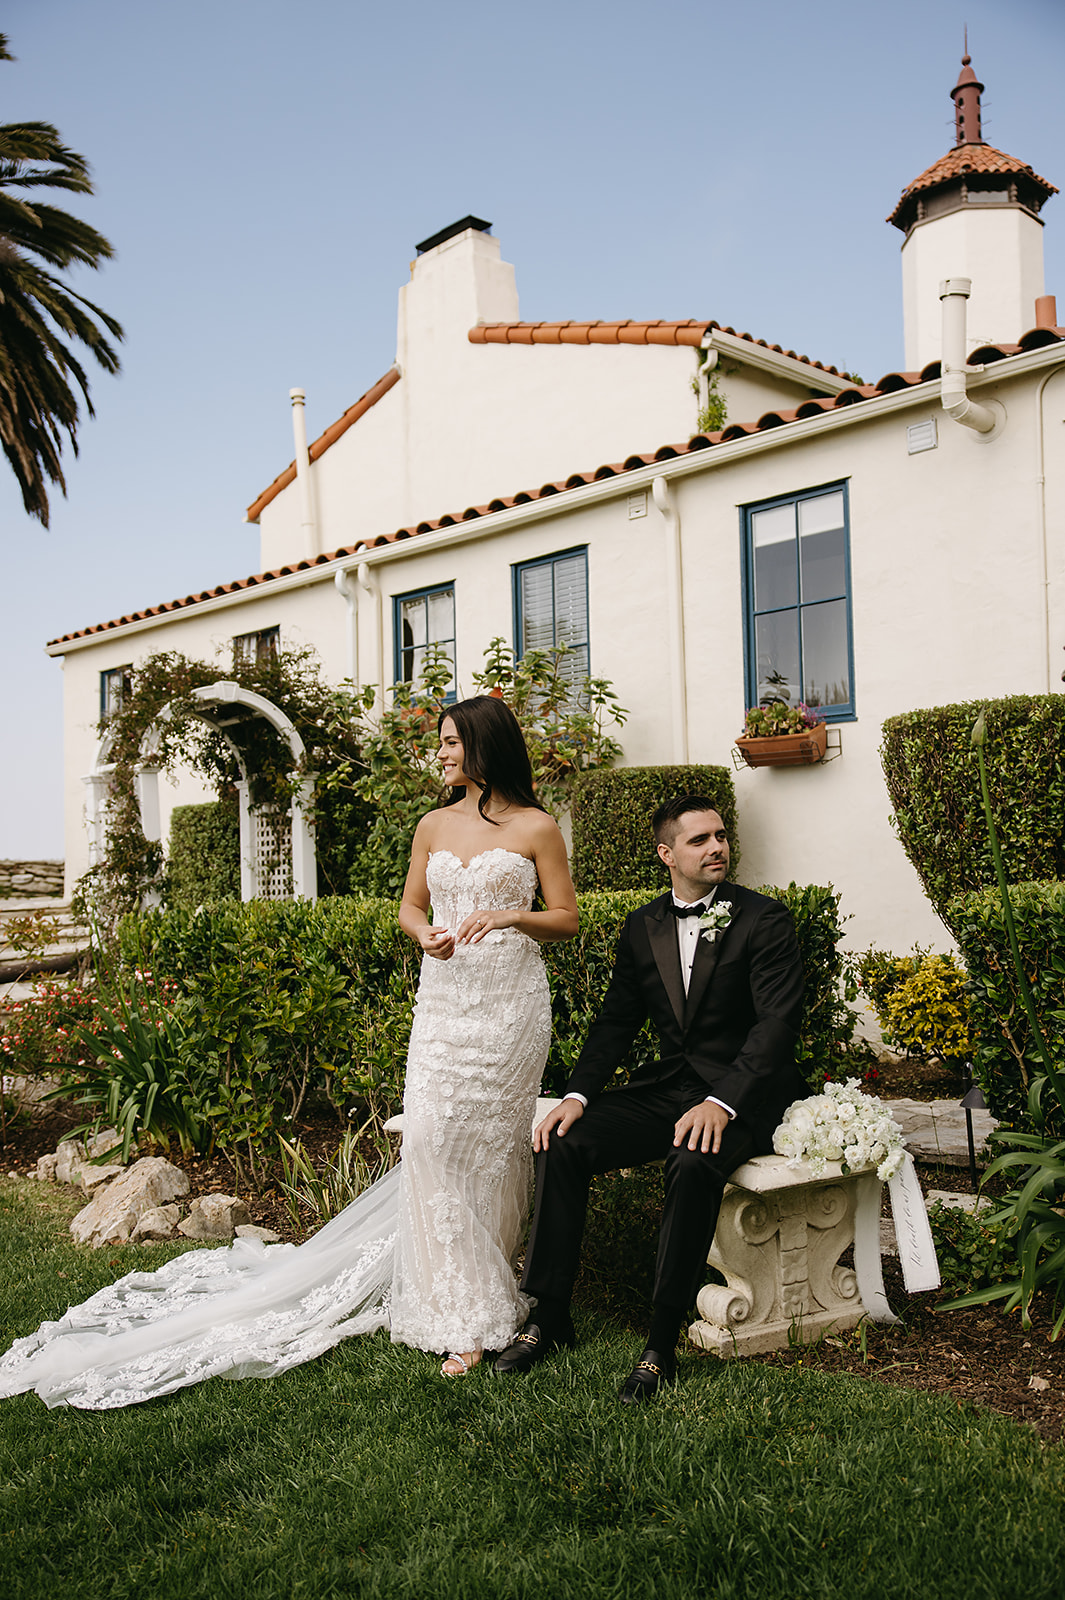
[688,1154,894,1357]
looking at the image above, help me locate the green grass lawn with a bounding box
[1,1175,1063,1600]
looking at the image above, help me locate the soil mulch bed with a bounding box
[3,1064,1062,1443]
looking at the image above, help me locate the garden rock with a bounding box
[131,1204,182,1241]
[178,1194,251,1240]
[235,1223,282,1245]
[54,1129,129,1189]
[70,1157,190,1248]
[35,1153,58,1181]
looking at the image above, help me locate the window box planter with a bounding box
[734,720,828,768]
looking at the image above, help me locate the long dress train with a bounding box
[0,848,549,1409]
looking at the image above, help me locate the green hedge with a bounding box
[168,801,241,909]
[760,883,855,1086]
[949,880,1065,1136]
[570,765,739,892]
[881,696,1065,930]
[110,881,845,1146]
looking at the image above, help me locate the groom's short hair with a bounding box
[652,795,723,847]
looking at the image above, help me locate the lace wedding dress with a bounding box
[0,848,550,1409]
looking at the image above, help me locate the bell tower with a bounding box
[888,50,1057,369]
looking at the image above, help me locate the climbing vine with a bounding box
[78,647,370,924]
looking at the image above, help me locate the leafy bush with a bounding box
[336,640,628,899]
[93,882,846,1157]
[760,884,862,1087]
[880,695,1065,931]
[0,979,105,1079]
[950,881,1065,1136]
[927,1200,1019,1296]
[570,765,739,892]
[168,799,240,909]
[855,948,971,1064]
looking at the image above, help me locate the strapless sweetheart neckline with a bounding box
[428,847,535,871]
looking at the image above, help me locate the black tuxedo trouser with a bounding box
[520,1072,758,1314]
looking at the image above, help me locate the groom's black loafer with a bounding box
[618,1348,676,1404]
[493,1321,575,1375]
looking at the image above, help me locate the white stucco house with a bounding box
[48,54,1065,952]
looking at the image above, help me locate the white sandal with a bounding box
[440,1350,480,1377]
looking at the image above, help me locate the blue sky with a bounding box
[2,0,1063,856]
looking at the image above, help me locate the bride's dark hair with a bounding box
[439,695,544,823]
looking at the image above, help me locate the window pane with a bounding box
[752,503,797,610]
[426,588,454,641]
[800,524,846,603]
[552,555,587,649]
[799,493,846,603]
[801,599,850,707]
[520,564,555,651]
[400,596,427,648]
[797,491,845,538]
[754,611,801,706]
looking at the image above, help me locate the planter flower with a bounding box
[734,701,827,768]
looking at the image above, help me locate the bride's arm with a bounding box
[456,817,578,946]
[399,818,456,960]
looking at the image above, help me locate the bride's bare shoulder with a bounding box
[520,809,565,852]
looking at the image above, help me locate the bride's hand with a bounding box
[418,925,455,961]
[455,909,516,945]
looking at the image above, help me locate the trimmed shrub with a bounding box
[949,880,1065,1135]
[168,800,240,909]
[760,883,860,1086]
[880,695,1065,931]
[570,765,739,892]
[855,948,971,1063]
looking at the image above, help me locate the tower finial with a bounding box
[951,44,984,145]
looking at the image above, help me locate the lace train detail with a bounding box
[0,847,550,1408]
[0,1166,400,1410]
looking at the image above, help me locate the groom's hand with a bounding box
[533,1098,584,1152]
[674,1101,729,1155]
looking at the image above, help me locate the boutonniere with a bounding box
[698,901,733,943]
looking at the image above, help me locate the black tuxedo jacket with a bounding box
[565,882,805,1150]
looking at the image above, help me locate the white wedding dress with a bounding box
[0,848,550,1409]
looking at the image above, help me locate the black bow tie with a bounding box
[669,902,708,919]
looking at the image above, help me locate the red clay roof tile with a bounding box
[888,142,1057,228]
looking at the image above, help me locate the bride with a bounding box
[0,695,578,1407]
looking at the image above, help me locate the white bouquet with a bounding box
[772,1077,906,1181]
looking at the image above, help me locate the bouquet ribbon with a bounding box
[853,1152,941,1321]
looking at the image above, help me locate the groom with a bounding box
[494,795,806,1401]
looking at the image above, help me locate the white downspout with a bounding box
[697,334,719,419]
[939,279,997,434]
[1034,368,1057,693]
[289,388,319,556]
[357,560,384,696]
[334,566,360,687]
[652,476,689,763]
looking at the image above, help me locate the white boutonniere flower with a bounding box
[698,900,733,943]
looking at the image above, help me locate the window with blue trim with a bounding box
[393,584,456,696]
[100,664,133,721]
[513,547,589,700]
[742,483,854,718]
